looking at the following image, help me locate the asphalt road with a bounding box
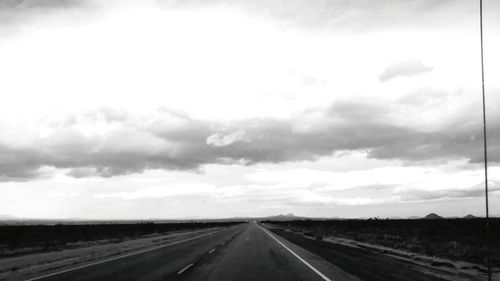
[26,222,358,281]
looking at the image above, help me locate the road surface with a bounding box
[22,222,453,281]
[24,222,358,281]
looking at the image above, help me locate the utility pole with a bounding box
[479,0,491,280]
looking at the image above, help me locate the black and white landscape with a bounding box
[0,0,499,280]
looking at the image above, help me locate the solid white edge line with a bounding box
[176,263,194,275]
[260,226,332,281]
[24,228,225,281]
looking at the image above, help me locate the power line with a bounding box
[479,0,491,280]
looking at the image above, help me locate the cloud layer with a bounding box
[163,0,486,32]
[0,0,89,32]
[0,89,498,181]
[1,0,500,220]
[379,60,433,82]
[3,0,498,35]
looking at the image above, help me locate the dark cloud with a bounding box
[398,182,500,202]
[379,60,433,82]
[0,144,46,181]
[0,89,498,181]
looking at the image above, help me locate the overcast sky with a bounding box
[1,0,499,219]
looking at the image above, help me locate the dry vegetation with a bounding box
[265,218,500,267]
[0,222,237,258]
[0,222,239,280]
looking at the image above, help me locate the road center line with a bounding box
[208,248,215,254]
[260,226,332,281]
[25,228,227,281]
[177,263,194,275]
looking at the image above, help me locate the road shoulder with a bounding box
[260,224,362,281]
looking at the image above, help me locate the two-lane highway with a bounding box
[25,223,358,281]
[178,222,355,281]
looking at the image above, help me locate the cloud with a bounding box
[0,0,90,30]
[0,0,83,10]
[95,183,217,200]
[379,60,433,82]
[285,184,500,207]
[397,182,500,202]
[2,0,483,33]
[295,196,397,206]
[0,89,498,181]
[162,0,484,32]
[253,180,500,208]
[0,144,48,181]
[206,131,248,147]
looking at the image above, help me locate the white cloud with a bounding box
[206,131,248,147]
[1,0,499,219]
[95,183,217,200]
[379,60,433,82]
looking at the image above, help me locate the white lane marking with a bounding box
[260,226,332,281]
[176,263,194,275]
[25,229,226,281]
[208,248,215,254]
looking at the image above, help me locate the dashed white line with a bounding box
[25,229,225,281]
[208,248,216,254]
[176,263,194,275]
[260,226,332,281]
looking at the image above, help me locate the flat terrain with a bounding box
[266,218,500,267]
[3,222,491,281]
[13,223,359,281]
[268,227,493,281]
[0,221,238,258]
[0,227,224,281]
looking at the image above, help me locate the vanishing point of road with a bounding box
[23,222,452,281]
[24,222,358,281]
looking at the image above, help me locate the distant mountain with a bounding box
[263,213,303,221]
[463,214,477,219]
[268,213,296,218]
[0,214,17,220]
[407,216,420,219]
[423,213,442,219]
